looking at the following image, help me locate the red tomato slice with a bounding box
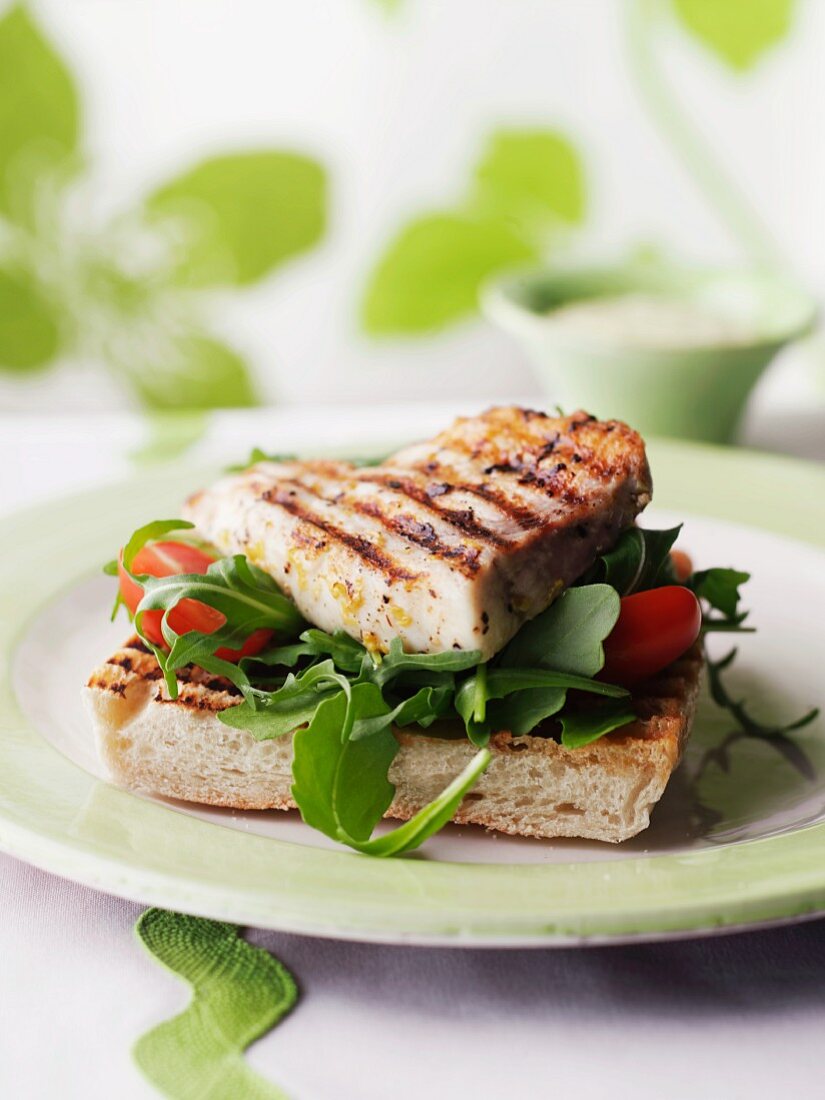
[601,586,701,686]
[117,540,272,661]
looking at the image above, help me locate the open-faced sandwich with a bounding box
[83,407,763,855]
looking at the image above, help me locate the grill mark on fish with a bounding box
[260,486,420,583]
[517,461,568,490]
[357,472,511,548]
[441,481,547,531]
[278,476,483,576]
[351,499,482,576]
[182,407,652,662]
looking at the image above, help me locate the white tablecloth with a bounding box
[3,401,825,1100]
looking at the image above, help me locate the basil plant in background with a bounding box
[0,3,327,409]
[361,0,798,338]
[361,127,586,335]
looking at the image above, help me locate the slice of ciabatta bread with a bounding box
[83,639,702,843]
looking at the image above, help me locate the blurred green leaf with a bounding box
[145,151,327,287]
[0,3,79,221]
[672,0,796,71]
[126,331,258,410]
[131,411,209,466]
[361,212,536,333]
[0,267,61,372]
[471,129,585,228]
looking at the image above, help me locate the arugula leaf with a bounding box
[292,688,492,855]
[349,455,388,468]
[237,631,370,681]
[122,519,196,572]
[241,642,315,669]
[235,659,353,736]
[470,663,488,724]
[455,665,628,745]
[291,686,398,843]
[368,637,482,689]
[225,448,298,473]
[499,585,620,676]
[137,556,304,635]
[131,553,305,697]
[106,518,197,623]
[700,619,755,634]
[559,699,637,749]
[581,526,681,595]
[355,747,491,857]
[238,629,371,677]
[705,647,819,739]
[350,684,453,741]
[219,688,332,741]
[485,687,566,737]
[301,628,367,674]
[690,567,751,621]
[226,450,386,474]
[481,667,628,699]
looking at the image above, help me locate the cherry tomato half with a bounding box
[601,585,702,686]
[117,540,272,661]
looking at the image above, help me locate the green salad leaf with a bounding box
[705,647,819,738]
[690,567,751,620]
[302,629,369,673]
[118,520,305,697]
[292,689,491,855]
[455,666,629,746]
[122,518,196,571]
[350,685,453,741]
[219,660,347,741]
[559,698,638,749]
[218,691,325,741]
[366,637,482,689]
[499,584,620,676]
[291,686,397,843]
[356,748,492,858]
[580,525,681,595]
[225,448,299,473]
[486,687,567,738]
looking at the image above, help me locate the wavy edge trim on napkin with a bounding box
[134,908,297,1100]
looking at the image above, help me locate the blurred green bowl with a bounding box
[482,263,818,443]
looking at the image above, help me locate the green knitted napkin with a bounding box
[134,909,297,1100]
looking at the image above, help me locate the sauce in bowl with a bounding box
[545,292,753,349]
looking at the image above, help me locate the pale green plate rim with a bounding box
[1,440,825,946]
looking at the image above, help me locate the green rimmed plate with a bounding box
[2,440,825,946]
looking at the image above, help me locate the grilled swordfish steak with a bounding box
[184,407,651,661]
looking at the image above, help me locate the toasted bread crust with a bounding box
[84,638,702,842]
